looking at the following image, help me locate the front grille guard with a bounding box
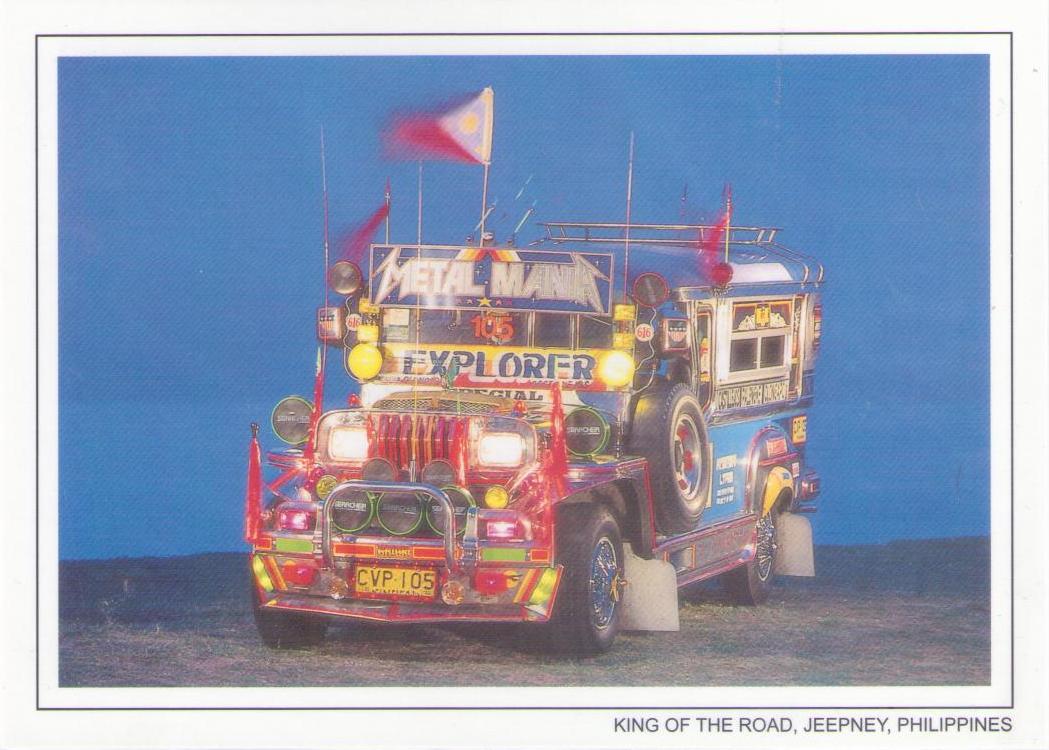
[321,481,461,571]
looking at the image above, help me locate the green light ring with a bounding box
[330,491,377,534]
[270,396,314,445]
[565,407,611,456]
[424,486,476,537]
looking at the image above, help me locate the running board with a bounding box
[619,543,680,632]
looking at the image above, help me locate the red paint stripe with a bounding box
[333,543,376,556]
[412,547,446,560]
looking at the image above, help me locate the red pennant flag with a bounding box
[338,202,390,262]
[384,88,494,164]
[244,423,263,544]
[697,185,734,287]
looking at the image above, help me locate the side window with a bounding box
[727,301,792,376]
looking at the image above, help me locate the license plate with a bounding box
[354,565,437,600]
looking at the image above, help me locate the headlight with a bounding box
[328,426,368,461]
[477,431,525,468]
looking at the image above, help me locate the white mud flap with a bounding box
[773,512,816,577]
[619,543,680,632]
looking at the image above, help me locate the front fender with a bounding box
[762,466,794,516]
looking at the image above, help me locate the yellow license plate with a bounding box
[354,565,437,600]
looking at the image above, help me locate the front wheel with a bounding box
[250,569,328,649]
[547,505,624,655]
[723,509,778,605]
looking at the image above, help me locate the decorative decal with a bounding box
[716,380,789,410]
[369,245,613,314]
[792,415,808,443]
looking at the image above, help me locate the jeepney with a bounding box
[246,219,824,655]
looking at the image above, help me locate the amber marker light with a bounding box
[347,343,383,380]
[484,485,510,509]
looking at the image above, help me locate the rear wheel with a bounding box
[629,383,709,534]
[724,508,779,605]
[547,505,624,655]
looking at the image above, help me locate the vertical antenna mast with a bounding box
[384,176,391,244]
[417,160,424,245]
[623,131,635,300]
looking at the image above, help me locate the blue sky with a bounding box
[58,55,989,559]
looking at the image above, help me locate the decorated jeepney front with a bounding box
[249,243,639,628]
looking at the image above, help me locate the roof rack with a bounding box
[536,220,824,285]
[537,221,780,248]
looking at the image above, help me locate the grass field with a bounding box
[58,537,989,687]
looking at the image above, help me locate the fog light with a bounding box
[277,507,315,531]
[441,579,465,606]
[483,485,509,509]
[597,350,635,387]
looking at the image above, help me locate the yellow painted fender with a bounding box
[762,466,794,516]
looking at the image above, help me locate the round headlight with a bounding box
[348,343,383,381]
[271,395,313,445]
[597,350,635,388]
[564,407,610,456]
[329,488,374,533]
[362,457,397,482]
[425,486,475,537]
[421,459,456,488]
[375,491,425,535]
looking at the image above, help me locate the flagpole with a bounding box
[384,177,391,244]
[623,132,635,301]
[479,161,491,242]
[417,160,424,246]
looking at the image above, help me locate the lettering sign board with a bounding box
[715,379,789,411]
[377,343,608,390]
[369,244,613,315]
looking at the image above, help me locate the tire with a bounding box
[723,508,779,605]
[629,382,709,534]
[250,575,328,650]
[547,504,624,656]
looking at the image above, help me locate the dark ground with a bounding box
[59,537,989,687]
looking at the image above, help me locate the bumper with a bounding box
[252,555,563,623]
[253,479,562,624]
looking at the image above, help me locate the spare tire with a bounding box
[628,382,709,534]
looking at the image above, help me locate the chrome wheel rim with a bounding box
[589,536,619,629]
[672,413,702,499]
[755,513,776,581]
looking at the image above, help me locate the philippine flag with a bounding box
[385,87,494,164]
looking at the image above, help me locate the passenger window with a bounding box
[730,339,758,371]
[532,313,573,348]
[760,335,785,368]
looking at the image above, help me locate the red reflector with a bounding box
[766,437,788,458]
[278,509,314,531]
[282,562,316,586]
[473,570,511,595]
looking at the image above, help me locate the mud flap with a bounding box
[619,543,680,632]
[773,512,815,577]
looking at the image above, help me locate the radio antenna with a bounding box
[622,131,635,301]
[306,127,330,462]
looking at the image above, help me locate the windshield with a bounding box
[381,308,613,349]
